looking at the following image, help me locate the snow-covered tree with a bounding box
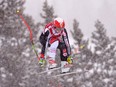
[0,0,40,87]
[90,20,116,86]
[71,19,83,45]
[91,20,110,63]
[0,0,26,86]
[70,19,93,87]
[40,0,57,26]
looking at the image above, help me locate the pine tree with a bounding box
[0,0,39,87]
[91,20,111,63]
[91,20,116,86]
[71,19,83,45]
[71,19,93,87]
[0,0,26,86]
[0,1,4,29]
[92,20,110,52]
[40,0,57,26]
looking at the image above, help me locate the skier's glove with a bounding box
[67,56,73,64]
[38,54,46,66]
[38,58,46,66]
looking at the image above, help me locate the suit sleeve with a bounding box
[39,29,49,55]
[63,29,71,56]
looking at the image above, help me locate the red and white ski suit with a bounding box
[39,22,71,61]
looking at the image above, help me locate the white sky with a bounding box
[24,0,116,44]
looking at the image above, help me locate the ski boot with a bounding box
[61,61,71,73]
[48,59,57,69]
[61,56,73,73]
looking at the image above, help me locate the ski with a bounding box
[38,64,73,76]
[51,71,78,78]
[38,66,62,76]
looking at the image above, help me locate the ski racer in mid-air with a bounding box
[38,17,73,73]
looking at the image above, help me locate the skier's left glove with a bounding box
[67,56,73,64]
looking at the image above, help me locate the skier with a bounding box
[38,17,72,73]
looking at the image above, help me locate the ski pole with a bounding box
[16,10,38,58]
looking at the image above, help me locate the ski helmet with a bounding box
[53,17,65,28]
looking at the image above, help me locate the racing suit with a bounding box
[39,22,71,62]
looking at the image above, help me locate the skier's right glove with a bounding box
[39,58,46,66]
[67,56,73,64]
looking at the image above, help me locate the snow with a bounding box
[0,67,5,72]
[85,69,94,79]
[96,51,102,55]
[103,78,111,84]
[19,83,25,86]
[88,40,96,53]
[22,52,30,57]
[47,70,52,75]
[85,72,92,79]
[86,82,92,87]
[37,48,41,53]
[93,63,98,69]
[11,42,18,46]
[1,74,6,78]
[108,59,114,63]
[76,68,82,72]
[67,78,73,82]
[9,73,13,76]
[97,68,102,73]
[22,48,30,57]
[108,69,113,76]
[89,69,94,74]
[19,38,26,44]
[0,36,5,47]
[0,40,2,47]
